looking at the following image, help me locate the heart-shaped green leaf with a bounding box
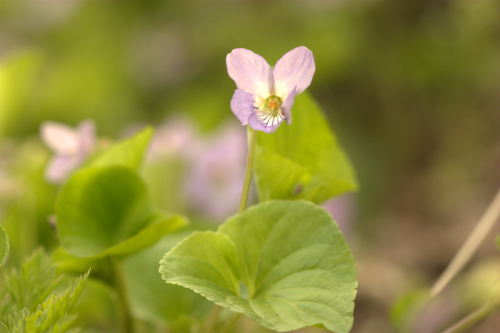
[0,226,8,269]
[254,92,357,204]
[160,200,357,332]
[56,166,186,258]
[87,127,153,170]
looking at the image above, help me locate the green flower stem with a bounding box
[221,313,243,333]
[239,127,257,214]
[441,299,500,333]
[204,303,222,333]
[204,127,256,333]
[109,256,134,333]
[431,188,500,296]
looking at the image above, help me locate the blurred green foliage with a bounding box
[254,92,357,204]
[0,245,89,333]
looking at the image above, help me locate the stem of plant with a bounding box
[204,304,222,333]
[431,188,500,296]
[221,313,243,333]
[441,299,500,333]
[205,127,256,333]
[109,256,134,333]
[239,127,257,214]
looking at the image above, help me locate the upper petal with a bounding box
[40,121,80,155]
[230,89,256,126]
[226,48,273,99]
[76,119,96,156]
[281,86,297,125]
[273,46,315,98]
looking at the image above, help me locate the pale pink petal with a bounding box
[248,112,283,134]
[77,119,96,156]
[226,48,273,100]
[148,116,196,160]
[185,122,246,220]
[230,89,256,126]
[322,195,355,237]
[281,86,297,125]
[273,46,315,98]
[45,155,81,184]
[40,121,79,155]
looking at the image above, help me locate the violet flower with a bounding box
[185,122,247,220]
[226,46,315,133]
[40,120,96,184]
[147,116,195,161]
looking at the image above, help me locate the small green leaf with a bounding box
[160,200,357,332]
[87,127,153,170]
[56,166,187,258]
[254,91,357,204]
[0,226,8,269]
[0,249,59,322]
[5,270,89,333]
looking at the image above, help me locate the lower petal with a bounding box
[45,155,81,184]
[230,89,256,125]
[248,111,284,134]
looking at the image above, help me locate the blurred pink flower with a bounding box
[184,122,247,220]
[40,120,96,184]
[147,116,195,161]
[321,194,355,237]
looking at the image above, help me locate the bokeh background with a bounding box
[1,1,499,332]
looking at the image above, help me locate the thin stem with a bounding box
[220,313,243,333]
[441,300,500,333]
[239,127,257,214]
[204,304,222,333]
[431,188,500,296]
[109,257,134,333]
[204,127,256,333]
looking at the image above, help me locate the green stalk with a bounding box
[221,313,243,333]
[239,127,257,214]
[441,299,500,333]
[109,257,134,333]
[204,127,256,333]
[431,188,500,296]
[204,304,222,333]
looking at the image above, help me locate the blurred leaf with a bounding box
[254,92,358,204]
[0,51,44,137]
[141,159,188,214]
[497,235,500,251]
[455,258,500,310]
[52,247,110,284]
[87,126,153,170]
[56,166,187,258]
[389,289,431,333]
[124,225,214,330]
[0,226,8,269]
[3,270,89,333]
[0,249,60,321]
[160,200,357,332]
